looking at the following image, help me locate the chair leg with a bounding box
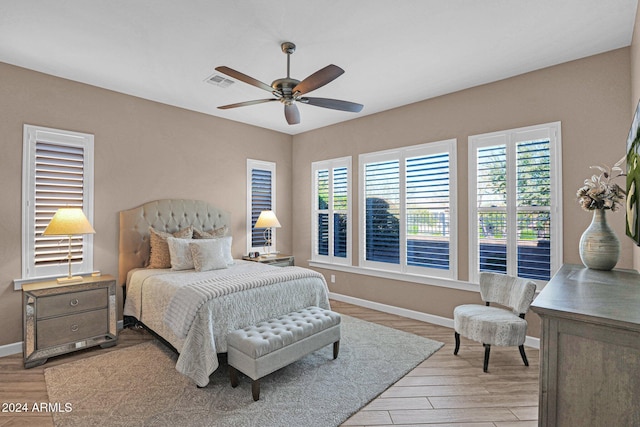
[333,340,340,359]
[483,344,491,372]
[453,332,460,355]
[519,344,529,366]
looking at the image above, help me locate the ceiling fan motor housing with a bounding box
[272,78,301,102]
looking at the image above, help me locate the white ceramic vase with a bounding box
[579,209,619,271]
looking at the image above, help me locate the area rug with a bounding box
[45,315,443,427]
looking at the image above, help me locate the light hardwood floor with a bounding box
[0,300,539,427]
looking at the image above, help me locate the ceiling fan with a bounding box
[215,42,363,125]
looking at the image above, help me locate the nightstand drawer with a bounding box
[266,258,294,267]
[37,288,108,319]
[37,309,108,348]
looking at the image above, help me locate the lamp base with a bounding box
[56,276,83,284]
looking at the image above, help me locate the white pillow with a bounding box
[166,237,194,271]
[218,236,234,265]
[189,239,228,272]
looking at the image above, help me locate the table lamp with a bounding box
[43,207,96,284]
[254,210,281,256]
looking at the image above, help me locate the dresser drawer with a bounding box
[37,309,108,349]
[37,288,107,319]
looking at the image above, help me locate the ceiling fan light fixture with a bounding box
[215,41,363,125]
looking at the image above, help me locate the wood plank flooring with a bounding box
[0,300,539,426]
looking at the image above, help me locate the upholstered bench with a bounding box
[226,306,341,401]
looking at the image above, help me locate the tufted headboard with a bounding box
[118,199,231,285]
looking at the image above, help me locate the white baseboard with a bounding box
[329,292,540,349]
[0,319,127,359]
[0,341,22,357]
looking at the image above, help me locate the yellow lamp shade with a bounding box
[254,210,281,229]
[43,208,96,236]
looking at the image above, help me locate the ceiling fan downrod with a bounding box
[281,41,296,79]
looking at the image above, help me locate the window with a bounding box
[312,157,351,265]
[21,125,94,281]
[469,122,562,284]
[247,159,276,254]
[359,139,457,279]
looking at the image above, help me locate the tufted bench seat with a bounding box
[226,306,341,401]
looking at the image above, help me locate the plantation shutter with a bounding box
[470,123,559,284]
[405,152,450,270]
[360,140,456,279]
[516,139,551,280]
[311,157,351,265]
[250,167,273,248]
[364,159,400,264]
[476,144,508,275]
[332,166,348,258]
[21,125,94,281]
[316,168,329,256]
[34,143,86,267]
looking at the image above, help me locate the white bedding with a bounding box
[123,260,330,386]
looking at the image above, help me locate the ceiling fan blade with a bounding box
[284,104,300,125]
[293,64,344,95]
[301,97,364,113]
[215,66,274,93]
[218,99,277,109]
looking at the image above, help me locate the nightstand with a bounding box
[23,274,117,368]
[242,254,294,267]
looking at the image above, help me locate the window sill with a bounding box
[308,261,479,292]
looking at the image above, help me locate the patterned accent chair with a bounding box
[453,272,537,372]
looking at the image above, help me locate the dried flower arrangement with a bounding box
[576,156,626,211]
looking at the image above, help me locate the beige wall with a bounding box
[0,62,292,347]
[292,48,633,339]
[0,44,634,348]
[632,5,640,270]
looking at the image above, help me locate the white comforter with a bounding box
[123,260,330,386]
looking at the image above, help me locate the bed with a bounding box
[120,199,330,386]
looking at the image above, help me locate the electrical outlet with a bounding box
[330,274,336,283]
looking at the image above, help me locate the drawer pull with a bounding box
[70,324,79,332]
[69,298,79,307]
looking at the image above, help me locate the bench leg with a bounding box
[252,380,260,401]
[333,340,340,359]
[229,366,239,388]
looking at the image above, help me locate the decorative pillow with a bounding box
[193,226,228,239]
[189,239,228,272]
[217,236,234,265]
[148,226,193,269]
[166,237,195,271]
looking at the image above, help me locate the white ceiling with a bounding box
[0,1,637,135]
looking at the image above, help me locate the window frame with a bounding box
[246,159,276,254]
[20,124,95,285]
[468,122,563,286]
[358,139,457,280]
[311,156,352,265]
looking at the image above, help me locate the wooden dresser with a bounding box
[531,264,640,426]
[23,275,117,368]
